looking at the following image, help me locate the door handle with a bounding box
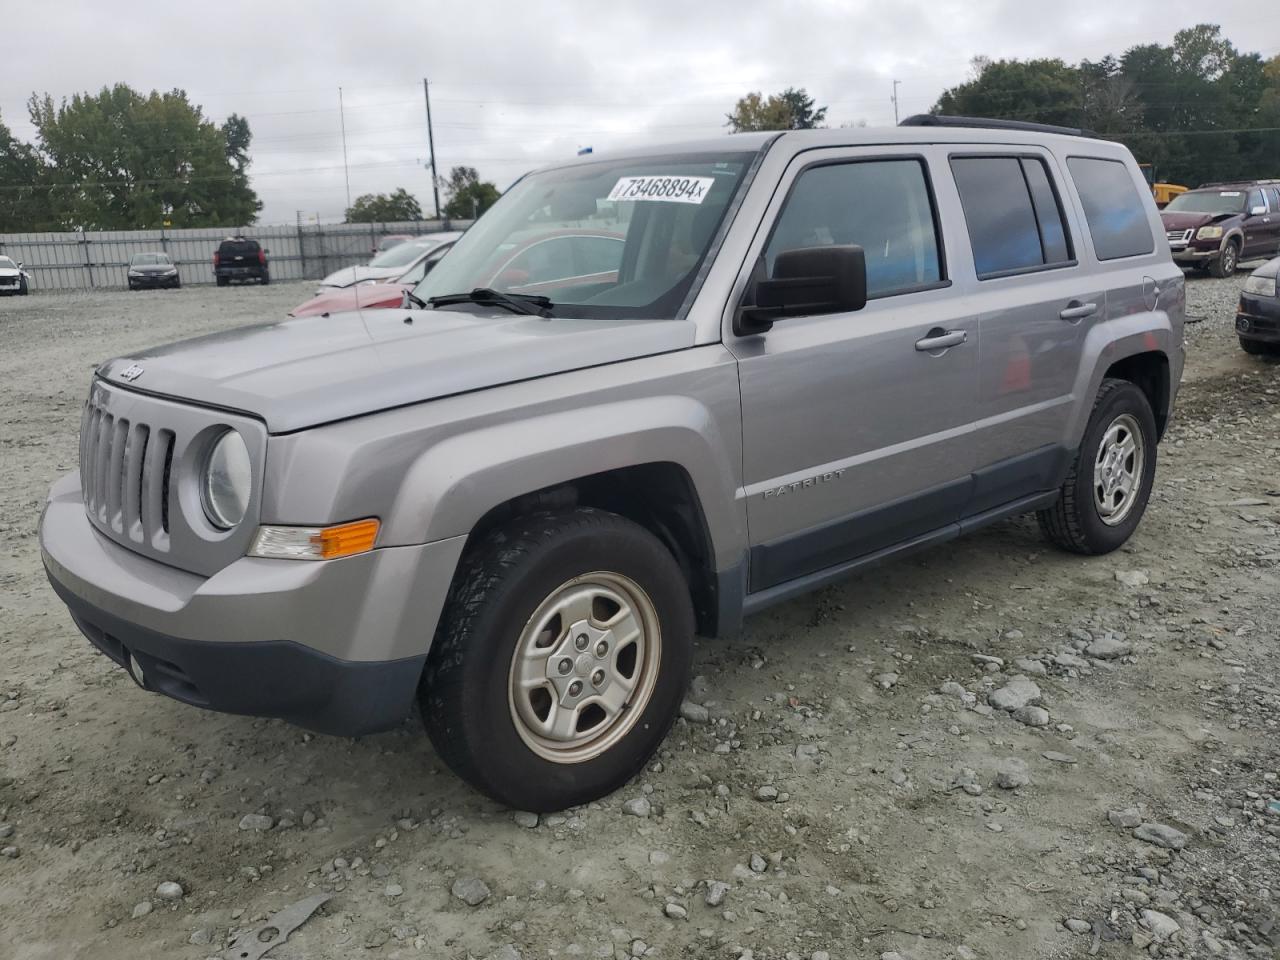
[1059,300,1098,322]
[915,328,967,352]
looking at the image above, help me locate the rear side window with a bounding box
[1065,157,1154,260]
[764,158,943,299]
[950,155,1073,278]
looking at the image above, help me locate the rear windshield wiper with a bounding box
[427,288,553,318]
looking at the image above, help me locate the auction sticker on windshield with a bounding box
[608,176,715,204]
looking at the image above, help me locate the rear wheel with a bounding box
[1038,379,1158,555]
[1208,240,1238,278]
[216,276,229,287]
[260,272,270,286]
[420,508,694,811]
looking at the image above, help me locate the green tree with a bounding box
[345,187,424,223]
[0,111,52,232]
[27,84,261,229]
[934,58,1084,128]
[726,87,827,132]
[442,166,500,219]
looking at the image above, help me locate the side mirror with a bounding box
[263,248,271,255]
[1250,206,1267,217]
[735,245,867,336]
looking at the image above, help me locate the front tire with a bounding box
[420,508,694,811]
[1038,379,1158,555]
[19,278,28,295]
[1208,240,1238,278]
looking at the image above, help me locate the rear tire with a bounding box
[216,276,229,287]
[1038,379,1158,555]
[420,508,694,812]
[261,272,270,286]
[1208,240,1238,278]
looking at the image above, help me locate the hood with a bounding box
[96,308,696,433]
[0,266,20,277]
[131,265,175,273]
[290,282,409,318]
[318,265,402,289]
[1160,210,1235,231]
[1249,255,1280,280]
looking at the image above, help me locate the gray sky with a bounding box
[4,0,1277,224]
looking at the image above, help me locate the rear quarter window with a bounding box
[1066,157,1154,261]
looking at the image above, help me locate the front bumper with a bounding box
[1170,244,1219,264]
[129,273,179,287]
[1237,293,1280,343]
[40,472,466,735]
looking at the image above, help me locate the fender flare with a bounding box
[1066,314,1175,449]
[383,395,747,570]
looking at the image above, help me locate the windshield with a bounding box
[130,253,171,265]
[369,238,440,268]
[412,152,754,320]
[0,257,14,269]
[1164,190,1246,215]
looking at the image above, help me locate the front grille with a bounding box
[1166,229,1193,244]
[80,400,175,550]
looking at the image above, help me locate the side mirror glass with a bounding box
[735,245,868,336]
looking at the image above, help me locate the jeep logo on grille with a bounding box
[119,363,144,382]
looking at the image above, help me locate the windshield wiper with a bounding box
[404,288,429,309]
[427,288,553,318]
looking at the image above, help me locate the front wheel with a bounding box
[1038,379,1158,555]
[420,508,694,811]
[1208,241,1238,278]
[19,278,28,296]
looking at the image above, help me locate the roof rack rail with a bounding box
[899,114,1095,138]
[1197,178,1280,189]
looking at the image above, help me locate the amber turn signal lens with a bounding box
[312,519,380,559]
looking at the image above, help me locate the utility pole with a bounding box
[891,80,901,125]
[423,78,441,220]
[338,87,352,214]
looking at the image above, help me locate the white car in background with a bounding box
[315,232,463,294]
[0,255,31,296]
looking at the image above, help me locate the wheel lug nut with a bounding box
[568,680,583,697]
[574,633,589,651]
[595,640,609,658]
[558,658,573,675]
[591,669,606,686]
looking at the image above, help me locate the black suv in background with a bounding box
[213,237,270,286]
[1161,180,1280,276]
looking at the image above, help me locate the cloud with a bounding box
[2,0,1273,223]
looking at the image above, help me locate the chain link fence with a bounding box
[0,220,471,292]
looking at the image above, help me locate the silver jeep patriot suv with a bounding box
[40,116,1184,811]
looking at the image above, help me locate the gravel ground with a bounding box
[1,273,1278,960]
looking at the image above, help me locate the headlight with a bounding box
[201,429,252,529]
[1196,226,1223,240]
[164,266,178,275]
[128,269,141,276]
[1244,274,1277,298]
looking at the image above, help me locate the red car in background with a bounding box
[289,240,457,317]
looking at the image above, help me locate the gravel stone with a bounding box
[664,902,687,920]
[131,901,152,919]
[1064,918,1092,934]
[1086,633,1132,659]
[155,881,183,901]
[1141,909,1180,941]
[754,785,779,802]
[622,797,651,818]
[1134,822,1188,850]
[994,759,1031,789]
[988,675,1041,711]
[237,813,274,831]
[1108,807,1143,828]
[0,846,17,859]
[1115,569,1150,587]
[705,881,730,907]
[451,877,491,906]
[512,811,539,829]
[749,853,767,874]
[1012,705,1050,727]
[679,700,710,723]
